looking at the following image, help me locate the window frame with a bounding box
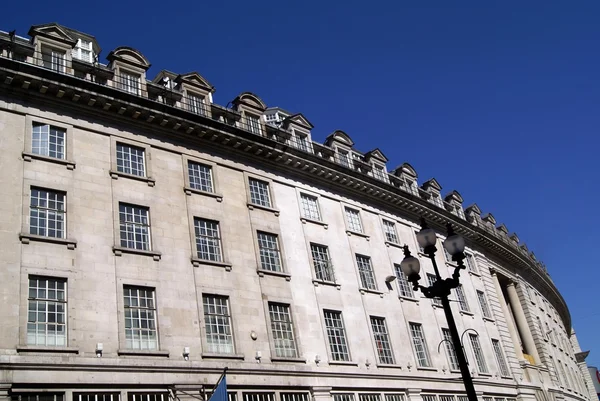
[245,113,263,135]
[310,243,336,284]
[381,219,399,244]
[201,293,236,355]
[245,174,279,214]
[112,201,161,260]
[409,322,432,368]
[71,38,94,63]
[118,69,142,95]
[394,264,415,299]
[323,309,352,363]
[426,274,442,306]
[24,116,75,169]
[41,46,67,73]
[369,316,395,365]
[344,206,366,236]
[182,155,222,200]
[194,218,224,263]
[26,275,68,347]
[442,328,460,371]
[122,285,159,352]
[28,187,66,240]
[455,285,470,313]
[492,338,510,377]
[266,301,301,360]
[477,290,493,319]
[110,137,155,186]
[468,333,489,374]
[299,192,322,222]
[355,254,378,291]
[255,230,289,278]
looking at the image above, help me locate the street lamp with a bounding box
[400,218,477,401]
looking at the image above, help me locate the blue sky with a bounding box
[3,1,599,366]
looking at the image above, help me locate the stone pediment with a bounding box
[152,70,178,85]
[233,92,267,111]
[364,148,388,163]
[421,178,442,192]
[496,223,509,234]
[444,190,463,204]
[325,130,354,147]
[482,213,496,225]
[107,46,151,70]
[29,23,76,46]
[287,113,314,130]
[509,233,520,244]
[465,203,481,216]
[391,162,417,178]
[176,72,214,92]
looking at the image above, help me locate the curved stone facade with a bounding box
[0,22,595,401]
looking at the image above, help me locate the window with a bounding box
[442,328,459,371]
[119,204,151,251]
[394,265,414,298]
[385,396,405,401]
[416,231,425,254]
[127,394,168,401]
[439,397,454,401]
[243,394,274,401]
[300,193,321,221]
[281,394,309,401]
[333,395,354,401]
[492,339,510,376]
[116,143,146,177]
[409,322,431,367]
[12,394,64,401]
[477,290,492,319]
[382,220,399,243]
[464,254,478,273]
[42,48,66,72]
[119,71,141,95]
[373,165,386,181]
[74,394,119,401]
[469,334,488,373]
[72,39,92,62]
[268,303,298,358]
[311,243,334,282]
[294,131,309,152]
[345,207,363,233]
[123,286,158,350]
[30,188,65,239]
[188,94,206,115]
[370,316,394,364]
[194,218,223,262]
[257,232,282,272]
[427,274,442,306]
[32,123,65,159]
[202,294,234,354]
[455,285,470,312]
[188,161,214,193]
[337,149,350,168]
[356,255,377,290]
[27,276,67,346]
[421,396,436,401]
[443,247,453,263]
[359,396,380,401]
[455,206,466,219]
[430,192,443,208]
[246,114,262,135]
[324,310,350,361]
[248,178,272,208]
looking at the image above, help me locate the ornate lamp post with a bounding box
[400,219,477,401]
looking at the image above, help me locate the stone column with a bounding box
[490,269,524,360]
[506,281,541,365]
[311,387,332,401]
[0,385,10,401]
[406,389,422,401]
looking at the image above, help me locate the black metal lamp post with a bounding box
[400,219,478,401]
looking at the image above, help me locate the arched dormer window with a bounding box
[107,47,151,97]
[444,190,465,219]
[325,130,355,170]
[465,204,482,225]
[232,92,267,136]
[390,163,418,195]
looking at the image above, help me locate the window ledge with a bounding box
[445,261,458,268]
[118,349,169,357]
[416,366,438,372]
[459,310,474,316]
[201,352,245,360]
[359,288,384,297]
[22,152,76,170]
[483,317,495,323]
[110,170,156,187]
[500,375,513,380]
[399,295,418,303]
[346,230,369,240]
[247,203,280,216]
[19,233,77,249]
[191,257,232,271]
[17,345,79,354]
[376,363,404,369]
[468,271,481,277]
[328,360,359,366]
[312,279,341,289]
[113,246,161,261]
[183,186,223,202]
[432,302,443,308]
[257,269,291,281]
[270,356,307,363]
[300,217,328,229]
[477,372,493,377]
[385,241,403,249]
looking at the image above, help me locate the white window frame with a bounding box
[268,302,299,358]
[427,274,442,306]
[187,160,214,193]
[27,276,67,346]
[442,328,459,371]
[310,243,335,282]
[409,322,432,367]
[118,203,151,251]
[394,264,414,298]
[469,333,488,373]
[29,187,66,239]
[188,93,207,116]
[194,218,223,262]
[31,123,66,160]
[345,207,363,233]
[257,231,282,272]
[72,38,93,63]
[323,309,351,362]
[248,177,272,208]
[300,193,321,221]
[455,285,470,312]
[123,285,158,351]
[246,114,262,135]
[116,142,146,177]
[492,339,510,377]
[370,316,394,364]
[356,254,377,290]
[202,294,235,354]
[382,219,399,244]
[477,290,492,319]
[42,47,66,73]
[119,70,141,95]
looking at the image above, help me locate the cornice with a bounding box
[0,57,571,332]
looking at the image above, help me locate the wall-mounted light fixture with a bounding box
[95,343,103,358]
[315,354,321,365]
[255,350,262,363]
[183,346,190,361]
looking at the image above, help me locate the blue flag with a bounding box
[208,372,227,401]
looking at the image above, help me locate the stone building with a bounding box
[0,22,596,401]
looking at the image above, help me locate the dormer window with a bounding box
[373,165,386,181]
[72,39,93,63]
[337,149,351,168]
[293,130,309,152]
[430,192,443,208]
[41,47,66,73]
[119,71,141,95]
[188,93,206,116]
[246,114,262,135]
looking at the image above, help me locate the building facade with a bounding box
[0,22,596,401]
